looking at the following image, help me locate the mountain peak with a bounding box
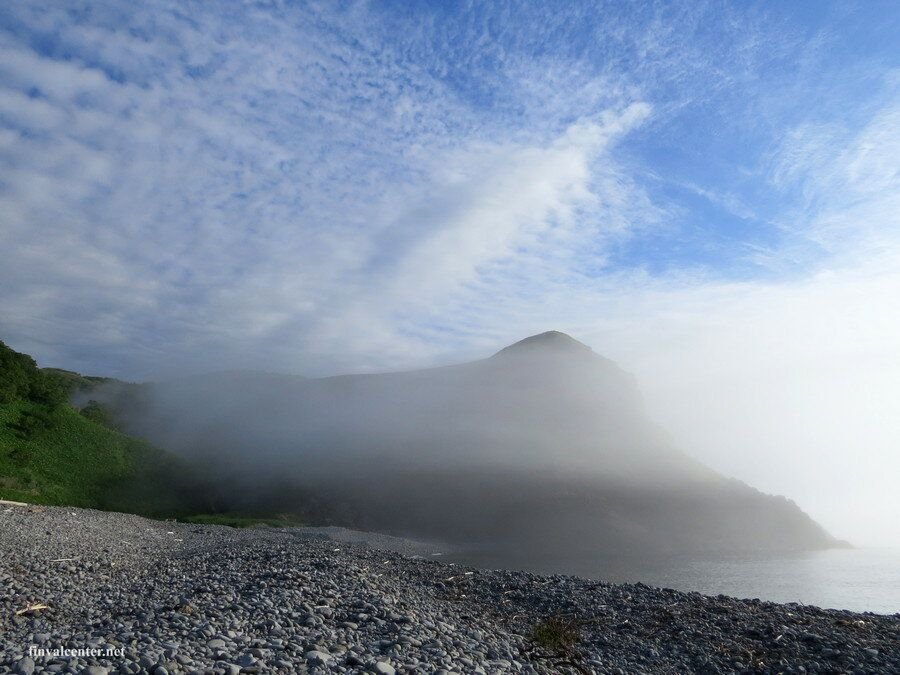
[493,331,593,358]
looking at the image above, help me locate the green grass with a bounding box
[178,513,305,528]
[0,401,127,505]
[0,400,201,517]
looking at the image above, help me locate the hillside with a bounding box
[96,331,843,560]
[0,340,202,516]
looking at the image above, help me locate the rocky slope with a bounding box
[1,504,896,675]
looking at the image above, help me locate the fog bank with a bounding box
[93,332,841,562]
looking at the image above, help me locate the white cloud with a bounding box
[0,2,658,377]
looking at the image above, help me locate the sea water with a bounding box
[448,547,900,615]
[594,548,900,615]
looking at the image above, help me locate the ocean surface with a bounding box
[445,547,900,615]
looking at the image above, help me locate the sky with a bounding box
[1,1,898,545]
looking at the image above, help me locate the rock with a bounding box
[2,503,899,675]
[305,650,331,665]
[14,658,35,675]
[236,653,257,667]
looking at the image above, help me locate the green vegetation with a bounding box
[0,399,204,516]
[79,399,119,430]
[0,339,205,517]
[0,343,67,406]
[178,513,305,528]
[42,367,112,397]
[531,616,580,653]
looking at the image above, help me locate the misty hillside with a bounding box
[0,340,203,516]
[94,331,842,563]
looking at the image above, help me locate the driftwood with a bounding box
[15,603,49,616]
[0,499,29,507]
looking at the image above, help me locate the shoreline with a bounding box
[2,505,897,674]
[440,544,900,617]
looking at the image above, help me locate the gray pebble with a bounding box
[0,504,897,675]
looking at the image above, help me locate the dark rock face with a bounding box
[492,330,595,357]
[100,332,841,559]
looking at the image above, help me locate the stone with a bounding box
[236,653,257,667]
[14,658,35,675]
[305,650,331,665]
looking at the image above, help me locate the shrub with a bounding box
[531,616,580,653]
[80,400,118,430]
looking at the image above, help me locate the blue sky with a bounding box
[1,1,899,543]
[1,0,896,375]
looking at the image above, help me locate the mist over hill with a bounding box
[95,331,841,565]
[0,340,203,516]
